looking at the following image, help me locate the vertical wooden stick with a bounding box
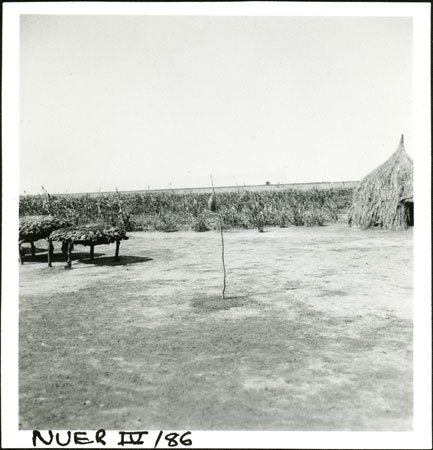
[90,245,94,260]
[31,241,36,256]
[211,176,226,300]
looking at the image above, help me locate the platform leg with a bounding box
[31,241,36,256]
[90,245,94,260]
[19,244,24,264]
[115,240,120,260]
[47,240,54,267]
[65,241,73,269]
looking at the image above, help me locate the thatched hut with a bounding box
[348,135,413,230]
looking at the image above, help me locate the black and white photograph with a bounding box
[1,2,431,449]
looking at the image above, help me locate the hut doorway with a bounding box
[405,201,414,226]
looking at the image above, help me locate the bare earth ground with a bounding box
[19,221,413,430]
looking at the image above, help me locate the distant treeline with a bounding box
[19,188,354,232]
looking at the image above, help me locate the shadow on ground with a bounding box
[20,251,105,264]
[21,246,47,254]
[78,255,153,266]
[21,249,152,267]
[191,295,256,312]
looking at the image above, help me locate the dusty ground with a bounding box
[19,221,413,430]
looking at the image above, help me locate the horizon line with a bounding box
[21,180,359,197]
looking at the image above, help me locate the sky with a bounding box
[20,15,412,194]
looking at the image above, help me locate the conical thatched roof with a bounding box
[348,135,413,230]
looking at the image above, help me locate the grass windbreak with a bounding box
[19,187,354,232]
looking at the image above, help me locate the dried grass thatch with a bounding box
[348,135,413,230]
[19,215,73,243]
[49,224,128,246]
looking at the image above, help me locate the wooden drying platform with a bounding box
[49,225,129,268]
[19,216,72,264]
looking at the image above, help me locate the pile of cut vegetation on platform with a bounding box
[19,216,73,243]
[49,224,128,246]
